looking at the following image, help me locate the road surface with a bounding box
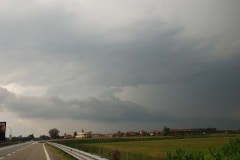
[0,142,59,160]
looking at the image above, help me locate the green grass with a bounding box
[53,135,240,159]
[46,143,78,160]
[165,138,240,160]
[86,136,239,158]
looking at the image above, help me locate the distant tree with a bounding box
[162,126,170,136]
[237,129,240,134]
[48,128,60,139]
[74,131,77,138]
[39,135,48,140]
[28,134,34,140]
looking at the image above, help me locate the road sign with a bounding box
[0,122,6,142]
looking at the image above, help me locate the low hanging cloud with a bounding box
[0,87,173,123]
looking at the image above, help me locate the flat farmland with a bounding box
[86,136,239,158]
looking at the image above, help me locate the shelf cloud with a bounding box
[0,0,240,136]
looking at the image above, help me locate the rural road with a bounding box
[0,142,61,160]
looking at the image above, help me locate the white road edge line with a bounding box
[43,143,51,160]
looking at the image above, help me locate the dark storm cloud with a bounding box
[185,56,240,118]
[0,87,173,123]
[0,0,240,132]
[0,0,193,88]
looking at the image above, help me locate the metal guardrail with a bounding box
[47,142,108,160]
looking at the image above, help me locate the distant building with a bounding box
[150,130,160,136]
[139,130,148,136]
[75,130,91,139]
[64,133,74,139]
[91,133,105,139]
[105,133,114,138]
[125,131,139,137]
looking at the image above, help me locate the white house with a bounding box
[75,130,91,139]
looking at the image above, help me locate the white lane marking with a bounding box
[0,157,4,159]
[43,144,51,160]
[6,154,11,156]
[0,142,32,151]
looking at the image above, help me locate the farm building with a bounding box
[75,130,92,139]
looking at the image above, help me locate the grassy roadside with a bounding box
[54,135,240,159]
[45,143,78,160]
[51,135,240,159]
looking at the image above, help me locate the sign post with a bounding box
[0,122,6,142]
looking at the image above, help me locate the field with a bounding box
[88,136,235,158]
[55,134,240,159]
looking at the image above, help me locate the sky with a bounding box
[0,0,240,137]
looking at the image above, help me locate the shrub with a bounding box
[166,148,205,160]
[165,138,240,160]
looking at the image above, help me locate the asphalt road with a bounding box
[0,142,59,160]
